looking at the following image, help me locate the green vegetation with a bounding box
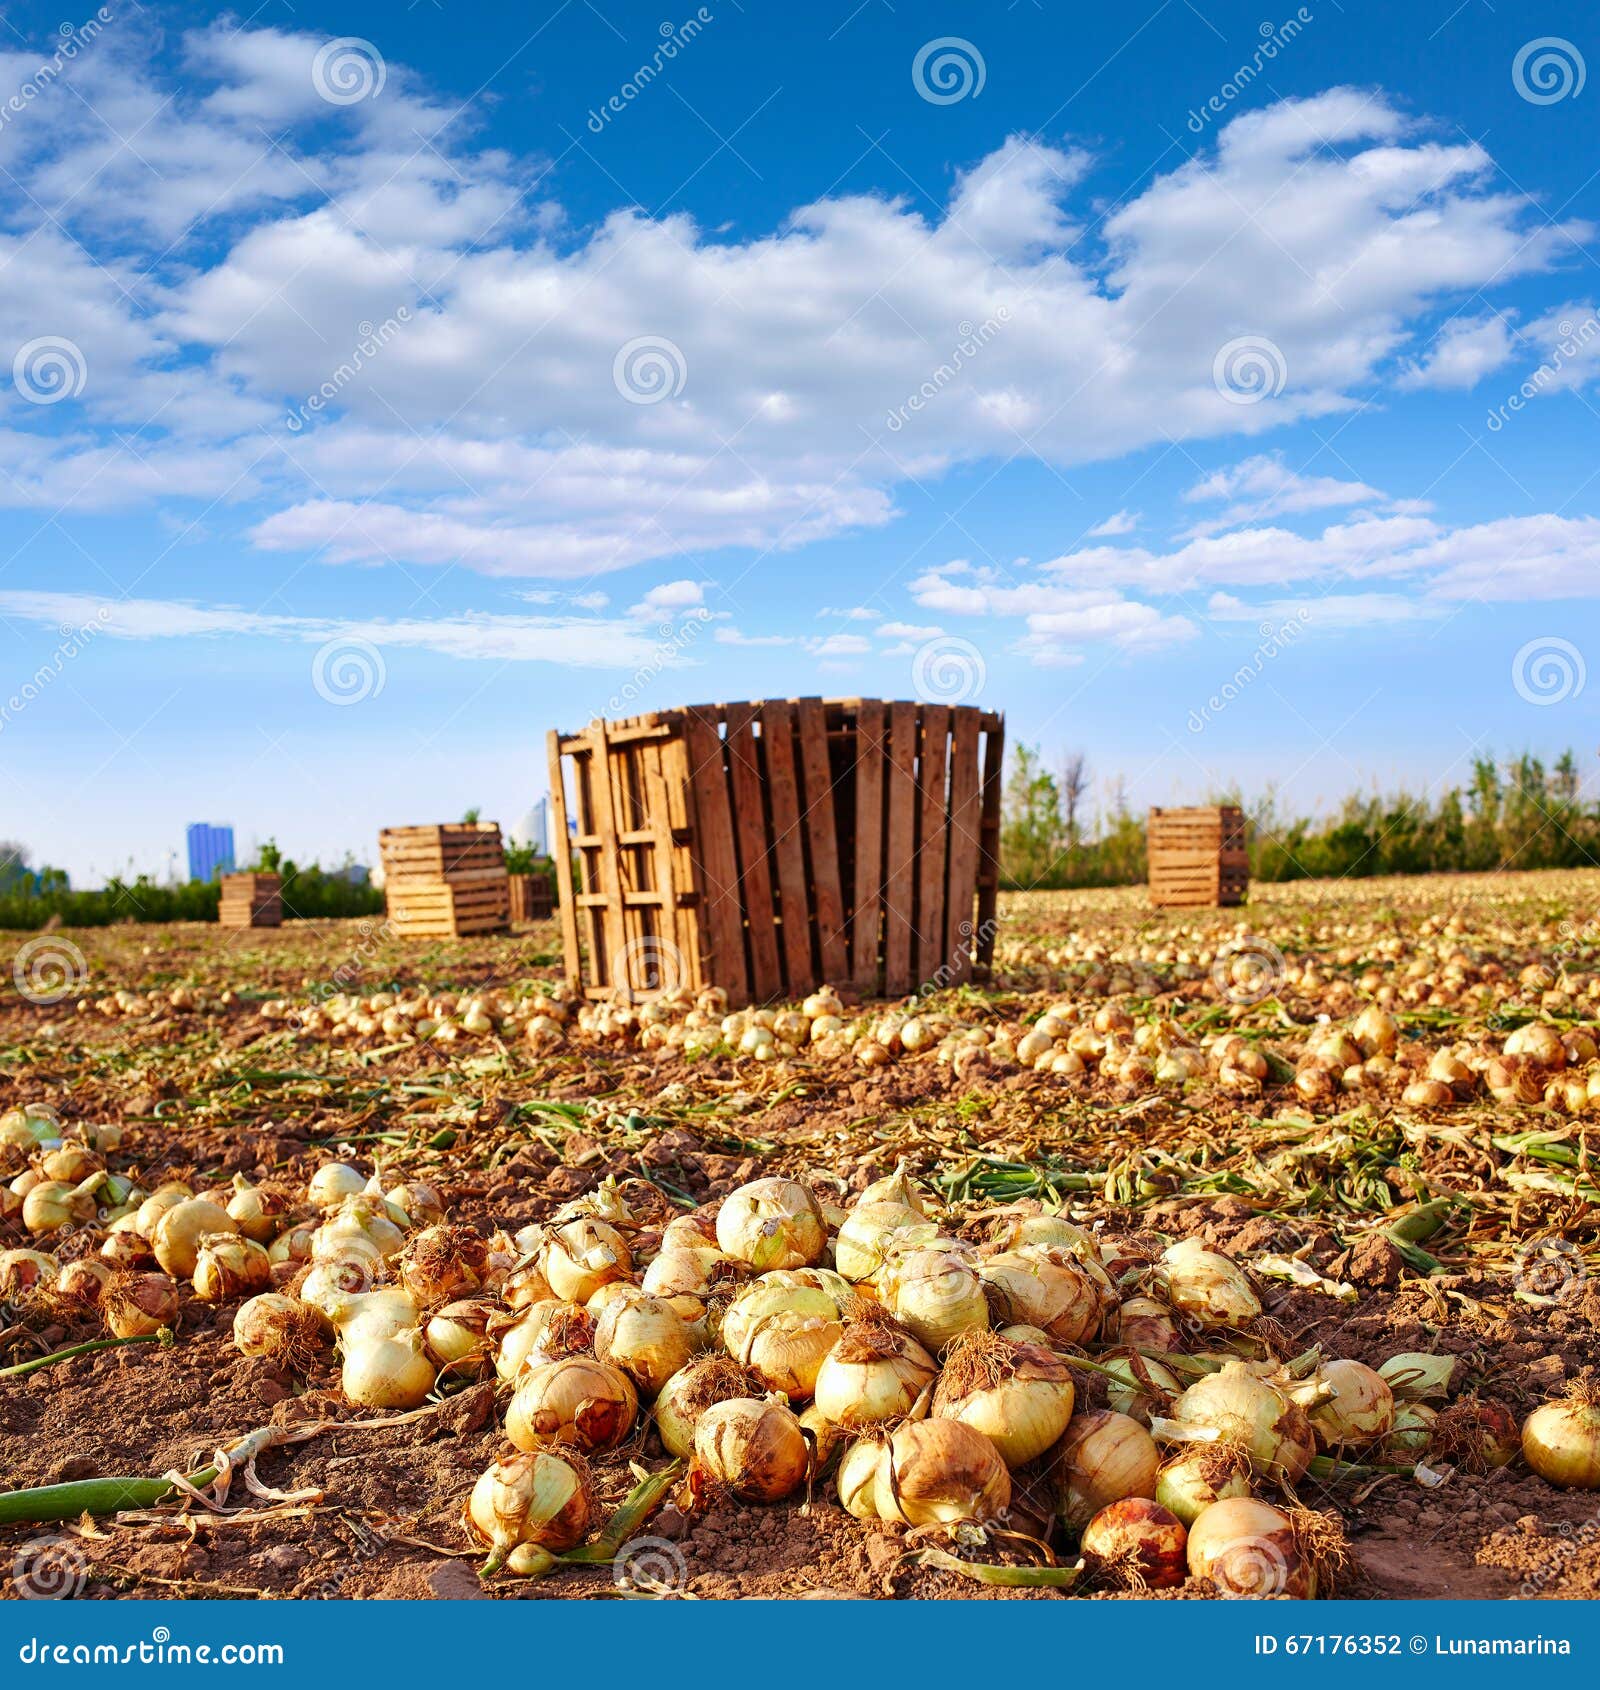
[1000,746,1600,889]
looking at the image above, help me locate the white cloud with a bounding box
[1206,590,1440,627]
[820,607,882,621]
[627,579,707,619]
[1181,455,1386,533]
[876,621,943,641]
[1088,510,1138,536]
[1396,313,1516,390]
[715,627,794,647]
[0,591,683,668]
[0,32,1586,584]
[809,633,873,657]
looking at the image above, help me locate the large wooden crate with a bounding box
[508,872,554,923]
[218,872,282,929]
[379,823,510,938]
[548,699,1004,1005]
[1148,805,1248,908]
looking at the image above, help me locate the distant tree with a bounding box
[1059,752,1090,871]
[462,807,482,824]
[253,839,284,873]
[1000,744,1065,887]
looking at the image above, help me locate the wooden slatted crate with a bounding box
[508,872,554,923]
[1148,805,1248,908]
[218,872,282,929]
[379,823,510,938]
[548,699,1004,1005]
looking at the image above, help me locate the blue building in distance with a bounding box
[186,823,235,882]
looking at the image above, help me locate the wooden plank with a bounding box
[944,707,982,986]
[760,700,814,995]
[638,739,690,992]
[914,706,950,988]
[550,730,581,986]
[794,697,848,983]
[975,713,1004,974]
[724,703,781,999]
[682,706,748,1003]
[883,701,918,996]
[850,701,885,995]
[586,719,631,996]
[660,727,705,988]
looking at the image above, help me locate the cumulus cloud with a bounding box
[1396,313,1516,390]
[0,24,1586,598]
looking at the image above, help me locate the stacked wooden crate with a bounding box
[548,698,1004,1005]
[1148,805,1248,908]
[218,872,282,929]
[508,872,554,923]
[379,824,510,938]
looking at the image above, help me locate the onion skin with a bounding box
[1172,1361,1316,1483]
[715,1179,826,1270]
[932,1336,1075,1467]
[594,1295,695,1397]
[507,1357,638,1454]
[152,1199,236,1279]
[1050,1410,1160,1529]
[1303,1359,1394,1450]
[1187,1497,1314,1599]
[813,1322,936,1427]
[694,1397,809,1502]
[1081,1498,1188,1589]
[874,1419,1011,1526]
[1154,1450,1252,1525]
[1523,1399,1600,1490]
[466,1451,591,1567]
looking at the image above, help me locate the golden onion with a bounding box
[507,1357,638,1453]
[932,1329,1076,1467]
[694,1397,809,1501]
[715,1178,826,1270]
[874,1419,1011,1526]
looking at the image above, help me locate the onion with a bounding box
[424,1299,497,1374]
[341,1329,436,1408]
[507,1357,638,1453]
[1082,1498,1188,1589]
[642,1247,729,1298]
[721,1276,845,1361]
[856,1159,930,1216]
[38,1143,102,1183]
[1297,1359,1393,1449]
[1430,1397,1520,1472]
[1051,1410,1160,1529]
[1104,1355,1181,1426]
[22,1173,103,1234]
[331,1286,420,1346]
[834,1201,930,1282]
[226,1176,293,1243]
[813,1313,937,1427]
[1522,1384,1600,1489]
[1159,1239,1261,1328]
[398,1225,487,1305]
[1155,1444,1254,1525]
[387,1181,445,1227]
[1187,1497,1314,1598]
[730,1308,839,1400]
[979,1246,1107,1345]
[538,1219,632,1303]
[1378,1352,1459,1402]
[495,1300,592,1381]
[694,1397,809,1501]
[57,1258,112,1305]
[715,1178,826,1270]
[874,1419,1011,1526]
[655,1358,765,1459]
[298,1256,379,1321]
[1115,1296,1180,1352]
[982,1211,1097,1258]
[932,1330,1075,1467]
[1170,1361,1317,1482]
[104,1271,180,1338]
[1384,1402,1437,1461]
[837,1436,885,1519]
[193,1234,272,1302]
[99,1229,152,1270]
[308,1163,366,1210]
[595,1294,695,1397]
[267,1222,316,1266]
[152,1199,236,1279]
[0,1248,59,1296]
[466,1450,592,1570]
[882,1245,990,1353]
[134,1184,192,1236]
[234,1292,326,1363]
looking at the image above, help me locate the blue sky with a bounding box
[2,0,1599,884]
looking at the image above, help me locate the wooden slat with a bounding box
[660,728,704,988]
[915,704,950,988]
[975,713,1004,974]
[850,700,885,995]
[587,719,630,995]
[547,729,582,988]
[883,701,917,996]
[682,706,748,1003]
[760,700,814,995]
[724,703,781,999]
[638,739,690,992]
[944,707,982,986]
[795,697,848,982]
